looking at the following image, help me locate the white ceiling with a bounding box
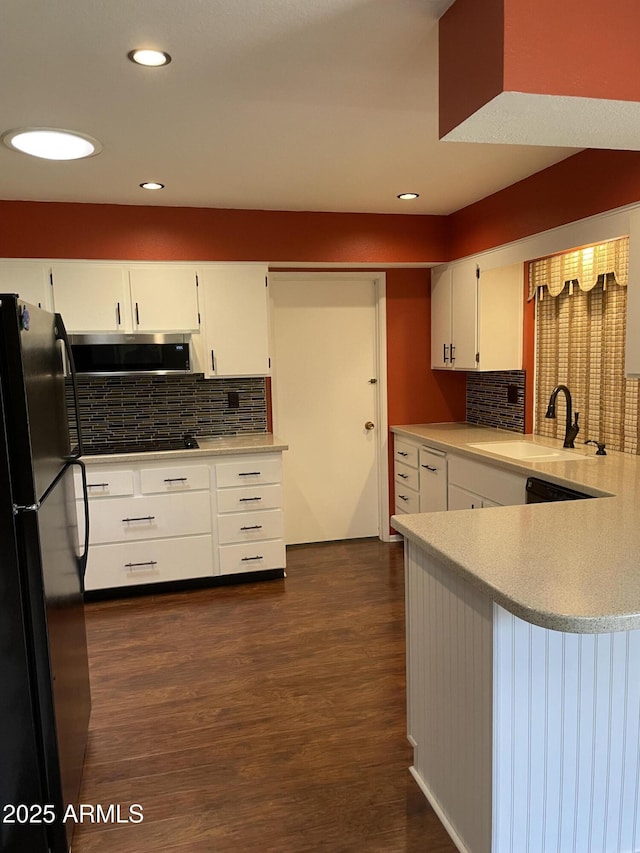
[0,0,580,215]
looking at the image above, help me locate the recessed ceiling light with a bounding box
[397,192,420,200]
[2,127,102,160]
[128,49,172,67]
[140,182,165,190]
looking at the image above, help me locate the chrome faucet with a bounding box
[545,384,580,448]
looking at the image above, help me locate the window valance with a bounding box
[528,236,629,300]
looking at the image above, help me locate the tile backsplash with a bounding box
[67,374,267,452]
[466,370,525,433]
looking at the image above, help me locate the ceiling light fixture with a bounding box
[128,49,172,67]
[139,182,165,190]
[2,127,102,160]
[397,192,420,200]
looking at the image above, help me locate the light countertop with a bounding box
[391,423,640,634]
[81,433,288,464]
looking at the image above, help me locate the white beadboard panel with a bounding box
[405,541,493,853]
[493,605,640,853]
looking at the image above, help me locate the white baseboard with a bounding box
[408,766,470,853]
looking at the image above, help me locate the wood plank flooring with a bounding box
[72,539,457,852]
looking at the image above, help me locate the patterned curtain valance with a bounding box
[528,236,629,300]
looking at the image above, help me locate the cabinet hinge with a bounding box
[475,352,480,363]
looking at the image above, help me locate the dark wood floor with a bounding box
[72,539,457,852]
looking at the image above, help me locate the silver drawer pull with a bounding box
[398,495,409,502]
[422,464,437,472]
[238,471,261,477]
[240,524,263,531]
[125,561,158,569]
[241,555,264,562]
[397,473,408,479]
[397,451,408,457]
[164,477,188,483]
[87,482,109,488]
[239,497,262,502]
[122,515,155,522]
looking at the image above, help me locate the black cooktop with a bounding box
[86,435,199,456]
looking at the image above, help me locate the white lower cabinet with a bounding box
[393,436,447,515]
[447,453,526,508]
[77,450,286,591]
[213,453,286,576]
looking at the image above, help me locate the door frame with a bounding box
[268,271,390,543]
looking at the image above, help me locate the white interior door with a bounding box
[270,276,381,545]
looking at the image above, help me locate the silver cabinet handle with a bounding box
[87,482,109,488]
[241,555,264,562]
[443,343,449,363]
[240,525,263,530]
[125,560,158,569]
[397,451,408,457]
[135,302,140,325]
[398,495,409,502]
[238,472,261,477]
[122,515,155,522]
[164,477,188,483]
[116,302,121,325]
[397,473,409,479]
[239,497,262,502]
[450,343,456,361]
[421,465,437,472]
[211,350,216,371]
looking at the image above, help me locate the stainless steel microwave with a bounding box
[68,333,192,376]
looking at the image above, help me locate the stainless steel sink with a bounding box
[467,440,592,462]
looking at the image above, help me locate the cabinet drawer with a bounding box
[84,534,213,591]
[217,509,283,545]
[77,469,134,498]
[395,461,419,491]
[419,448,448,512]
[218,539,286,575]
[394,481,420,514]
[216,455,282,488]
[217,484,282,513]
[394,439,419,469]
[88,492,211,545]
[140,465,209,494]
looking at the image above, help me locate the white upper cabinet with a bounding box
[625,209,640,377]
[51,262,200,333]
[128,266,200,333]
[198,264,270,377]
[0,261,52,311]
[51,263,130,332]
[431,260,523,371]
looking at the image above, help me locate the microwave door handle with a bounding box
[55,313,83,459]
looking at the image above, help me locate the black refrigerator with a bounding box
[0,294,91,853]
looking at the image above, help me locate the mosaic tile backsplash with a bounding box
[466,370,525,433]
[67,374,268,452]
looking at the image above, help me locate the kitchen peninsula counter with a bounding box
[391,422,640,634]
[392,423,640,853]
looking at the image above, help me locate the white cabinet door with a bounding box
[451,259,478,370]
[626,210,640,376]
[128,266,200,333]
[51,263,130,332]
[431,267,452,369]
[476,263,523,371]
[0,262,52,310]
[199,264,270,377]
[448,483,483,510]
[419,448,448,512]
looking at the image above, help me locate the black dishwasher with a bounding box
[525,477,595,503]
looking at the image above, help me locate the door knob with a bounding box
[364,421,375,430]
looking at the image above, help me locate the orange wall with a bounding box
[0,201,447,265]
[386,269,467,525]
[447,149,640,260]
